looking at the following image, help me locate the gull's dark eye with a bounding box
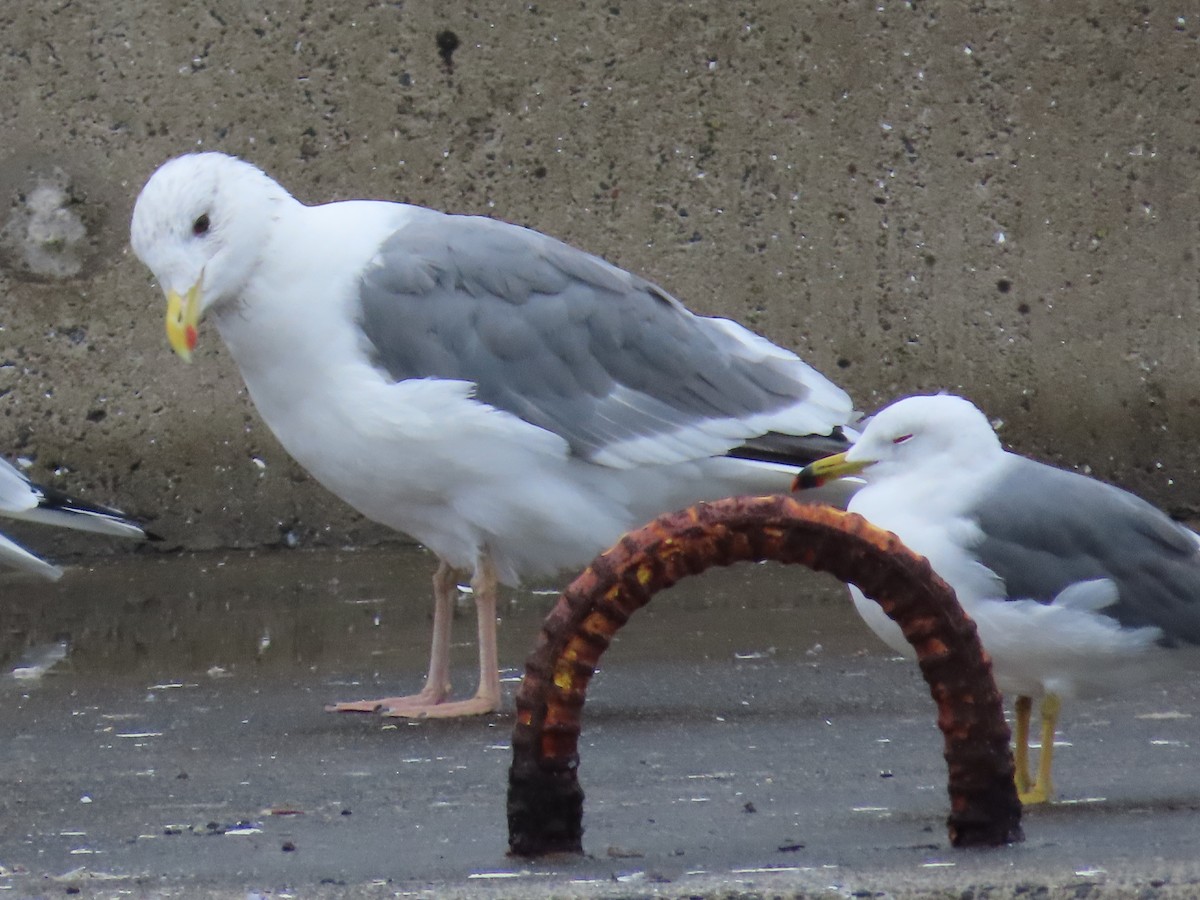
[892,433,914,445]
[192,214,211,236]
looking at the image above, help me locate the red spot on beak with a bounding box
[185,325,198,351]
[792,471,826,491]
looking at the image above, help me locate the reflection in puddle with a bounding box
[0,545,867,692]
[9,638,69,681]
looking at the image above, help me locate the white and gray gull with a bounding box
[130,151,856,718]
[1,455,146,580]
[796,393,1200,804]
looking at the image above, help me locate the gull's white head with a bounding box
[130,152,296,361]
[794,394,1003,487]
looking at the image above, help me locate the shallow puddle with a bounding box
[0,544,867,686]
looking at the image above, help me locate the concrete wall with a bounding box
[1,1,1198,555]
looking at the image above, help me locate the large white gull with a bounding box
[796,394,1200,804]
[1,455,146,580]
[130,151,857,718]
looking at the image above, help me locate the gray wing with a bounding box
[0,456,37,514]
[0,456,145,539]
[974,455,1200,645]
[355,209,851,468]
[0,456,146,580]
[0,458,61,578]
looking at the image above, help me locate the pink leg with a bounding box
[383,551,503,718]
[327,559,459,714]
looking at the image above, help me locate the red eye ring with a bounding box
[892,433,914,445]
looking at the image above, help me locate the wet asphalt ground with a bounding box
[3,545,1200,898]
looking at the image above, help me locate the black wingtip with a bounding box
[727,426,852,469]
[30,480,151,537]
[34,482,129,518]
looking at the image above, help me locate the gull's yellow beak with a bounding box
[165,282,202,362]
[792,451,869,491]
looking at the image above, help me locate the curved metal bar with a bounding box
[507,496,1022,855]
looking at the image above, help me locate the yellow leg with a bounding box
[1013,695,1033,795]
[1018,693,1061,805]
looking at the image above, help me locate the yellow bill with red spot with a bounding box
[792,450,868,492]
[165,282,202,362]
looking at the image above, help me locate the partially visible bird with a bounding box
[1,456,147,580]
[130,151,857,719]
[795,393,1200,804]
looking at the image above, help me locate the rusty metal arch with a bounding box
[508,496,1022,856]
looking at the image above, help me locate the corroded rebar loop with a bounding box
[507,495,1022,856]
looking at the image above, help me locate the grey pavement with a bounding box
[2,546,1200,897]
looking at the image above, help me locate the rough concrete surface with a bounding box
[4,550,1200,899]
[0,2,1198,552]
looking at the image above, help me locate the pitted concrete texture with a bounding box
[1,3,1198,553]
